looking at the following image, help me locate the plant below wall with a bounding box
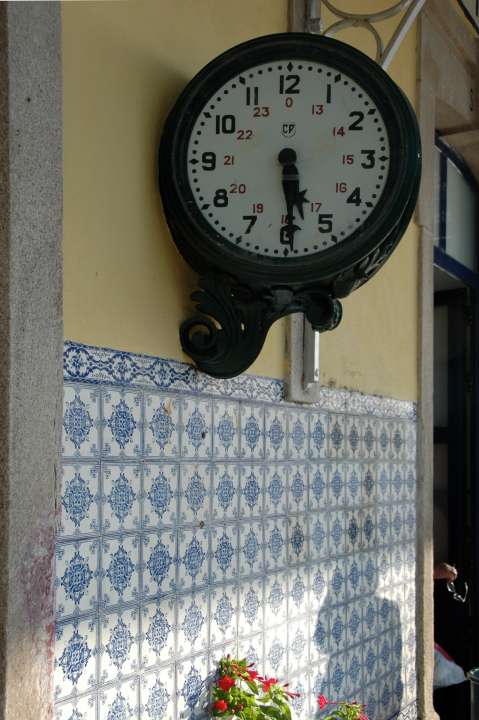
[317,694,368,720]
[210,657,367,720]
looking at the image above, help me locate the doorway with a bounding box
[433,137,479,678]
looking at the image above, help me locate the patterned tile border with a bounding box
[64,342,416,420]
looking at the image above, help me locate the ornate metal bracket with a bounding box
[291,0,427,69]
[180,274,342,378]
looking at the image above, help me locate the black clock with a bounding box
[159,32,421,378]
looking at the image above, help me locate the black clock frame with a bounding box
[159,33,421,378]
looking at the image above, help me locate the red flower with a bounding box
[360,715,369,720]
[214,700,228,713]
[317,695,329,709]
[218,676,235,692]
[262,678,278,692]
[248,670,259,680]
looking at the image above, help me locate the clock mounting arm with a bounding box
[179,272,342,379]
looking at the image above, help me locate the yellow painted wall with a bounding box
[63,0,419,399]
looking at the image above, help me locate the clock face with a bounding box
[160,33,420,290]
[187,60,390,258]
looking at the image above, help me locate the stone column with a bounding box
[0,4,62,719]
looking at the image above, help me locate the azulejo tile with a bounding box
[288,409,309,460]
[238,576,264,637]
[143,462,179,528]
[327,510,344,558]
[178,463,211,525]
[54,693,97,720]
[212,464,239,521]
[309,608,330,665]
[377,462,391,502]
[363,638,379,686]
[176,655,209,719]
[264,464,287,516]
[362,464,376,503]
[361,595,377,639]
[62,385,100,459]
[102,388,142,459]
[344,416,362,459]
[328,413,347,459]
[55,539,99,619]
[177,589,209,658]
[389,421,407,461]
[102,463,141,533]
[329,605,347,653]
[237,632,263,670]
[265,407,288,460]
[54,617,98,701]
[98,677,139,720]
[264,629,288,679]
[344,647,363,697]
[361,552,379,596]
[238,520,263,577]
[345,511,361,554]
[310,564,328,610]
[309,411,328,460]
[288,566,309,618]
[309,464,326,511]
[361,418,379,460]
[328,652,347,697]
[209,583,238,646]
[210,524,238,582]
[264,572,288,629]
[287,463,308,514]
[288,516,308,565]
[328,462,347,508]
[346,554,363,599]
[141,596,176,668]
[289,618,309,670]
[212,399,240,459]
[346,600,363,647]
[377,420,392,460]
[142,529,177,598]
[101,534,140,608]
[329,559,346,606]
[264,518,287,571]
[361,507,377,550]
[239,404,265,459]
[140,667,176,720]
[288,672,310,720]
[344,464,361,507]
[144,393,180,458]
[377,506,392,547]
[59,463,100,538]
[181,397,213,459]
[99,607,140,683]
[239,464,264,518]
[177,527,209,592]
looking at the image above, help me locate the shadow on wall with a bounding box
[312,561,403,720]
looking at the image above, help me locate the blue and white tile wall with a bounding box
[55,342,417,720]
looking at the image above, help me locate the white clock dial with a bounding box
[187,60,390,258]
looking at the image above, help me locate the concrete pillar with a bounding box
[0,4,62,719]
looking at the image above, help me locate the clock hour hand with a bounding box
[278,147,309,222]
